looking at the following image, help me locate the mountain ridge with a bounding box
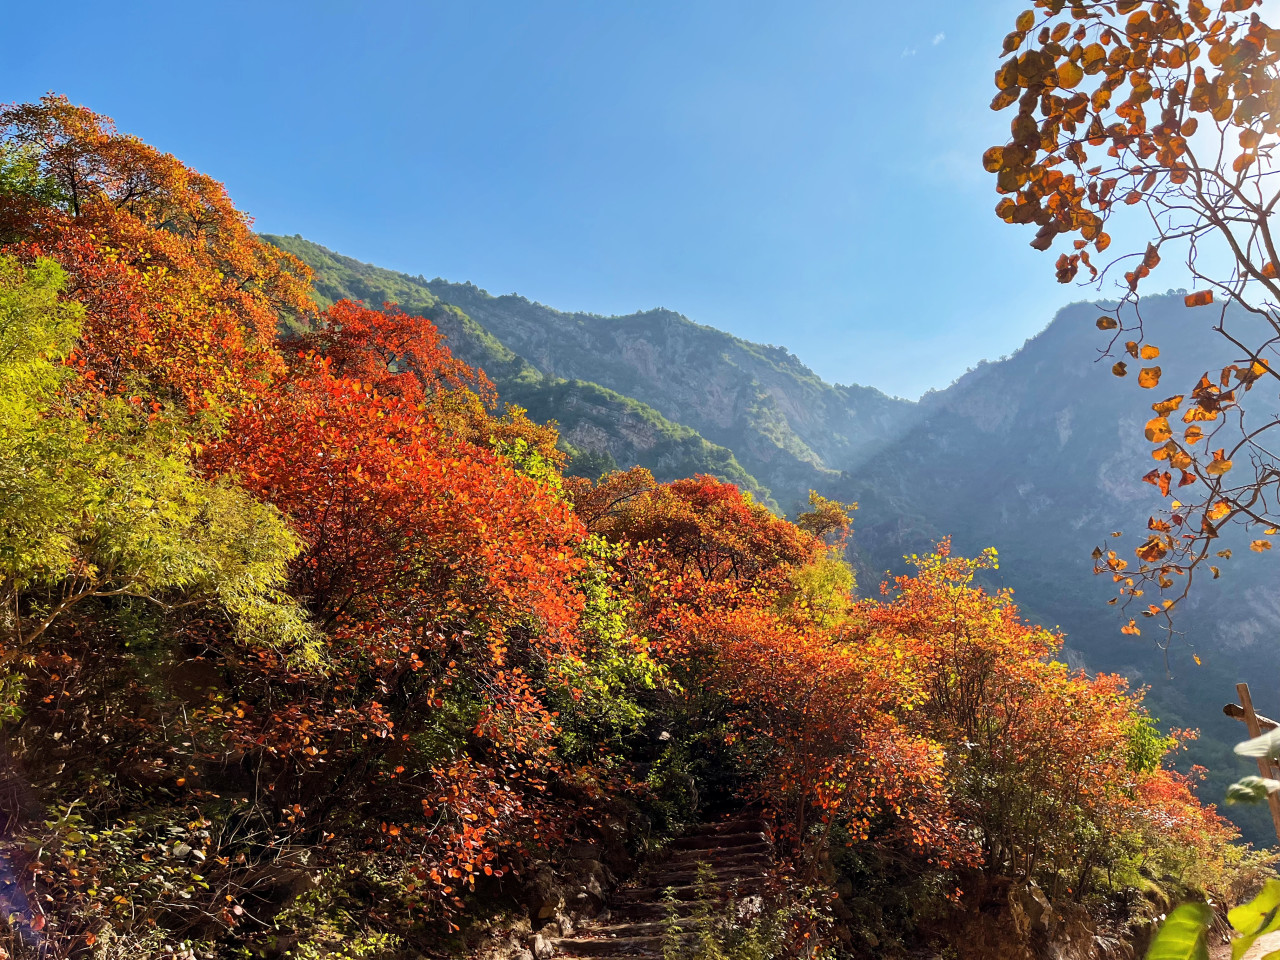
[268,233,1280,843]
[265,234,917,512]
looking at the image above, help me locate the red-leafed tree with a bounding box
[568,473,952,863]
[0,94,313,411]
[200,302,600,910]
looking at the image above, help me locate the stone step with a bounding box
[566,918,711,939]
[650,851,772,874]
[611,899,729,921]
[668,830,769,850]
[550,935,673,957]
[689,818,768,835]
[665,841,772,863]
[643,864,770,886]
[616,878,768,903]
[551,814,774,958]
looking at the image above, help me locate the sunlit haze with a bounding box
[3,0,1133,399]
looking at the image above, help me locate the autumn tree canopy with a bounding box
[0,96,1255,957]
[0,94,313,413]
[986,0,1280,630]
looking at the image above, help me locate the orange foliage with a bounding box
[0,97,1243,940]
[853,542,1237,895]
[574,473,957,861]
[201,314,593,909]
[0,94,312,410]
[703,607,955,858]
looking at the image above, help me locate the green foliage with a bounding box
[550,535,663,760]
[1227,879,1280,960]
[0,143,68,214]
[0,255,313,654]
[783,551,855,629]
[494,435,564,490]
[1225,776,1280,805]
[1144,902,1213,960]
[1124,716,1177,776]
[661,867,830,960]
[507,377,777,510]
[270,869,403,960]
[1143,882,1280,960]
[0,670,24,725]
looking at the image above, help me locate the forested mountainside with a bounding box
[264,235,775,506]
[273,236,1280,844]
[0,98,1265,960]
[264,236,914,511]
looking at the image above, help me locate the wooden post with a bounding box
[1237,682,1280,843]
[1224,701,1280,732]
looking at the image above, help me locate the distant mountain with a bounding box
[265,235,774,507]
[835,294,1280,844]
[265,235,919,512]
[269,235,1280,844]
[418,274,916,510]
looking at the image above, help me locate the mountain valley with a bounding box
[270,234,1280,844]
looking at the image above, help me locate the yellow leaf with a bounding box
[1144,417,1172,442]
[1138,366,1162,388]
[1058,60,1084,89]
[1146,414,1172,442]
[1140,344,1160,359]
[1251,539,1273,552]
[1206,451,1233,476]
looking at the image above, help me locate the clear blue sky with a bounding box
[6,0,1114,399]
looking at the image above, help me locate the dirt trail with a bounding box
[1212,928,1280,959]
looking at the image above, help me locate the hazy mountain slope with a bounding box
[836,294,1280,843]
[420,278,916,510]
[269,235,1278,842]
[265,235,773,504]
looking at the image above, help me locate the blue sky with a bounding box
[5,0,1125,399]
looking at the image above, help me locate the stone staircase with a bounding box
[549,816,774,958]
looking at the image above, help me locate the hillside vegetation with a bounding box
[265,243,1280,848]
[0,96,1268,960]
[264,235,774,506]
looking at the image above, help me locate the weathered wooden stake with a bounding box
[1236,682,1280,843]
